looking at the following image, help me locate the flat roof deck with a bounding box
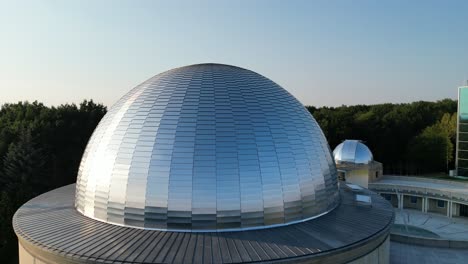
[13,184,393,263]
[373,176,468,195]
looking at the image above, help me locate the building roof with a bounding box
[369,176,468,203]
[333,140,373,165]
[75,63,339,231]
[13,184,394,264]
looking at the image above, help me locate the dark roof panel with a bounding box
[13,184,393,263]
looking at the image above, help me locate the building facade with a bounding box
[370,176,468,218]
[457,85,468,176]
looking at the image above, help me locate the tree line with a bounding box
[0,98,457,262]
[308,98,456,175]
[0,100,106,263]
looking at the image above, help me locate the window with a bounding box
[410,196,417,204]
[375,171,379,178]
[437,200,445,208]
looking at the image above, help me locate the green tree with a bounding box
[436,112,456,140]
[0,127,47,261]
[0,100,106,263]
[406,122,454,174]
[308,99,457,174]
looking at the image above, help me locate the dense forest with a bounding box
[0,98,457,263]
[309,98,456,174]
[0,100,107,263]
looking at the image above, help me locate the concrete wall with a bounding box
[452,202,468,217]
[348,236,390,264]
[19,242,49,264]
[428,199,448,215]
[368,162,383,184]
[337,161,383,188]
[403,195,422,210]
[379,193,398,208]
[391,233,468,249]
[347,169,370,188]
[453,203,460,217]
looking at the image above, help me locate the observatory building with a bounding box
[333,140,383,188]
[14,64,393,263]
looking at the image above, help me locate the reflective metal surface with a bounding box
[333,140,373,165]
[75,63,339,231]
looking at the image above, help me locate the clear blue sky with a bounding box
[0,0,466,107]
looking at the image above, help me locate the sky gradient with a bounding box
[0,0,466,107]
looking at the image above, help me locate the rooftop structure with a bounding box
[369,176,468,218]
[15,184,393,263]
[14,64,393,264]
[369,175,468,251]
[333,140,382,188]
[75,63,339,231]
[333,140,374,165]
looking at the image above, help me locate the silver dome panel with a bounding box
[333,140,373,165]
[75,64,339,231]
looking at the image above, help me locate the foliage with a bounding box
[0,97,458,263]
[0,100,106,262]
[0,128,47,261]
[406,112,456,173]
[407,124,453,173]
[436,112,457,140]
[308,99,457,174]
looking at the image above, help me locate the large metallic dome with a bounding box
[75,63,339,231]
[333,140,374,165]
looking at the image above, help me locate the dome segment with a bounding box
[333,140,373,165]
[75,63,339,231]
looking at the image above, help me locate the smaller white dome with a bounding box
[333,140,373,164]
